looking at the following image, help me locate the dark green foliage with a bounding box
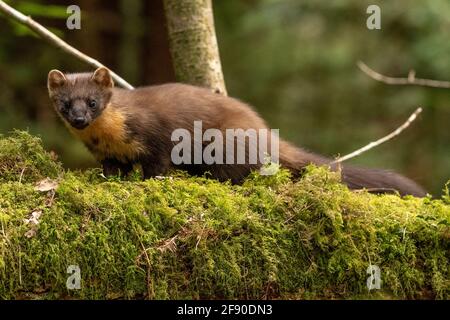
[0,132,448,299]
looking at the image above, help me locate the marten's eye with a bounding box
[62,100,71,110]
[89,100,97,108]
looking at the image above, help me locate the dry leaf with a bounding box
[35,178,59,192]
[23,210,42,225]
[24,210,43,238]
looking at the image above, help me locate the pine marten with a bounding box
[47,67,426,197]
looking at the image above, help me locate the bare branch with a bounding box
[332,107,423,164]
[357,61,450,89]
[0,0,134,90]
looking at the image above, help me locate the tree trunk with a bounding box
[163,0,227,95]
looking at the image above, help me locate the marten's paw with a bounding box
[101,158,133,178]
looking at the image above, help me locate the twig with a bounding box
[0,1,134,90]
[18,244,22,285]
[156,235,178,253]
[332,107,423,164]
[357,61,450,89]
[138,239,154,299]
[18,167,25,183]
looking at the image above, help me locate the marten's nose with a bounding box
[71,116,88,129]
[73,117,85,125]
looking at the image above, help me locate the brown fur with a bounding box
[47,68,427,197]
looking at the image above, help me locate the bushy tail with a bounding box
[340,165,426,197]
[278,140,427,197]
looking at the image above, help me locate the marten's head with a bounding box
[47,67,114,130]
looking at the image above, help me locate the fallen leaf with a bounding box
[23,210,42,225]
[35,178,59,192]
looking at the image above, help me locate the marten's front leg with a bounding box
[102,158,133,177]
[141,155,171,179]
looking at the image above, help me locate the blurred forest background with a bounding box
[0,0,449,195]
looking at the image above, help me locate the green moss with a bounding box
[0,131,448,299]
[0,131,62,183]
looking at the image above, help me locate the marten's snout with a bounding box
[72,116,87,129]
[69,117,89,130]
[68,100,90,129]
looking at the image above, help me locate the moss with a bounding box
[0,130,62,183]
[0,131,448,299]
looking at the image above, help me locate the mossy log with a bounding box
[0,131,448,299]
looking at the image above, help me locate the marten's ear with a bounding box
[92,67,114,88]
[47,70,67,91]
